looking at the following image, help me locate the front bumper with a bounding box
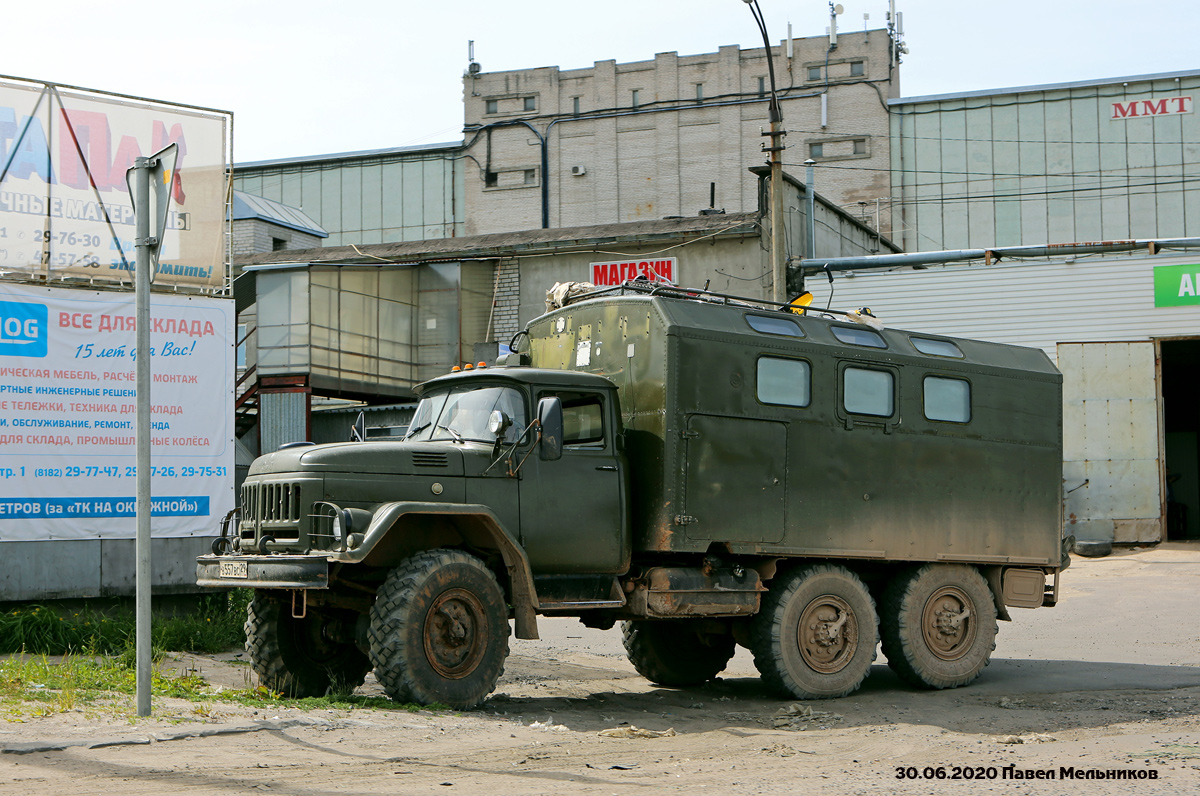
[196,554,330,589]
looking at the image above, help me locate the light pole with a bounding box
[742,0,788,303]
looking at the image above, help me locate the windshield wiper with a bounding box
[404,421,430,440]
[436,424,464,443]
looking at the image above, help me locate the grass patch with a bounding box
[0,652,449,721]
[0,590,251,657]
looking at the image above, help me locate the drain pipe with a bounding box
[796,238,1200,275]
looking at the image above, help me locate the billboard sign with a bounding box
[0,282,234,541]
[0,78,230,289]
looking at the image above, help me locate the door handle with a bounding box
[595,465,618,471]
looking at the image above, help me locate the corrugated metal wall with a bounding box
[259,391,309,454]
[821,253,1200,361]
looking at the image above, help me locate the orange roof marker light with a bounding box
[450,365,461,372]
[477,361,488,368]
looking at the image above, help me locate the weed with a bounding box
[0,590,251,657]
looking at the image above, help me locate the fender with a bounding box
[335,501,541,639]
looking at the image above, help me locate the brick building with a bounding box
[231,190,326,270]
[462,29,900,237]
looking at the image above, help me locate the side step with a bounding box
[533,574,626,612]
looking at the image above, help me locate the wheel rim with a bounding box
[423,587,489,679]
[921,586,977,661]
[797,595,858,674]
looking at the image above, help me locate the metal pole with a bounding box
[133,156,153,718]
[742,0,788,302]
[805,159,817,259]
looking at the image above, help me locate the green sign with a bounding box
[1154,264,1200,307]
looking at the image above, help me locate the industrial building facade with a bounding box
[232,142,465,247]
[461,30,899,237]
[889,69,1200,251]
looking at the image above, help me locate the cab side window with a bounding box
[544,391,606,447]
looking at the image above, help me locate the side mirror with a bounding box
[537,396,563,461]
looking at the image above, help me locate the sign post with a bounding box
[128,144,177,718]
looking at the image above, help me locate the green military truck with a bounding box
[198,281,1070,709]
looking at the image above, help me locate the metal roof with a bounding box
[231,190,328,238]
[891,68,1200,106]
[238,211,761,269]
[235,141,463,170]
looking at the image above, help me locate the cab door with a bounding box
[518,390,629,574]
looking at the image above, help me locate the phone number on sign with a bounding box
[33,466,228,479]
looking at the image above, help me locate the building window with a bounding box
[631,89,640,108]
[523,169,536,185]
[757,76,766,96]
[485,99,498,114]
[485,171,498,188]
[924,376,971,423]
[850,61,865,77]
[807,66,822,81]
[572,96,581,116]
[810,143,824,158]
[271,237,287,251]
[523,96,536,112]
[844,367,894,417]
[758,357,811,408]
[853,139,867,155]
[695,83,704,103]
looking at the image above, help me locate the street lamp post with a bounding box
[742,0,788,304]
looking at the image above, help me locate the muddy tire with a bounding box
[368,550,509,709]
[879,564,998,690]
[244,592,370,698]
[621,621,735,687]
[750,564,878,699]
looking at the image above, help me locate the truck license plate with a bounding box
[219,561,248,579]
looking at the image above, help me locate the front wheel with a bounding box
[879,564,998,690]
[244,592,370,698]
[368,550,510,709]
[750,564,878,699]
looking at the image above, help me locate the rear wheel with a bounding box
[622,620,735,687]
[750,564,878,699]
[244,592,370,698]
[368,550,509,709]
[879,564,997,690]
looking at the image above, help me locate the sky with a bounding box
[3,1,1197,163]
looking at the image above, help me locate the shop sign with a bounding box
[590,257,675,286]
[1111,97,1192,119]
[1153,263,1200,307]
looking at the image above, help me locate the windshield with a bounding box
[406,385,527,444]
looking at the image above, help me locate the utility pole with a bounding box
[127,144,177,718]
[742,0,789,303]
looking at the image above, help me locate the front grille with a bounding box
[262,482,301,522]
[239,481,304,542]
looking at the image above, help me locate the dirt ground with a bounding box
[2,543,1199,795]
